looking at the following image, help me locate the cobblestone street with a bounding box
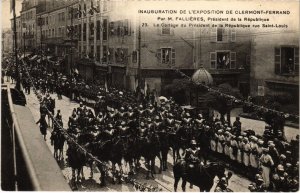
[24,88,252,192]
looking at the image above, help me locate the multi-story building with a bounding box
[20,0,38,52]
[100,1,251,98]
[250,28,299,104]
[10,16,22,52]
[2,29,14,56]
[15,0,252,99]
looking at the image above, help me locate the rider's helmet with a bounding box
[190,140,197,145]
[220,177,228,187]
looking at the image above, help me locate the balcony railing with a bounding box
[1,83,71,191]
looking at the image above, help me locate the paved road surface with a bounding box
[22,88,252,192]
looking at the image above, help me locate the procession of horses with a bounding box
[2,54,299,192]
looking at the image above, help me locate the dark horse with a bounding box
[138,131,162,179]
[66,142,86,182]
[157,130,169,171]
[50,131,65,160]
[173,162,225,192]
[77,131,96,179]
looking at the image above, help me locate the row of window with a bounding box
[42,27,65,39]
[76,46,250,70]
[78,46,129,64]
[22,10,34,20]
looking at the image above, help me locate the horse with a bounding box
[86,139,110,187]
[138,131,162,179]
[109,137,124,184]
[169,125,190,164]
[50,131,65,160]
[173,162,226,192]
[66,142,86,182]
[157,130,170,171]
[77,130,96,179]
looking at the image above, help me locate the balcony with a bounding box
[1,84,71,191]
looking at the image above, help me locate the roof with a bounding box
[192,67,213,85]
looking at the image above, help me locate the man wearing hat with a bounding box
[183,140,202,188]
[268,142,279,168]
[249,174,266,192]
[272,164,288,191]
[249,136,259,169]
[259,147,274,188]
[210,131,217,153]
[217,130,225,157]
[257,139,264,156]
[237,136,244,165]
[223,131,231,159]
[243,137,251,168]
[229,135,238,162]
[233,117,241,136]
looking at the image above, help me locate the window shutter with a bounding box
[294,47,299,73]
[230,52,236,69]
[223,28,228,42]
[124,19,129,36]
[171,48,175,65]
[210,27,217,42]
[96,20,100,40]
[156,49,161,63]
[231,29,236,42]
[275,47,281,74]
[132,50,137,63]
[210,52,216,69]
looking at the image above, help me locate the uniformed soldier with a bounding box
[259,148,274,188]
[236,136,244,166]
[217,130,225,155]
[183,140,202,189]
[229,135,238,161]
[272,164,288,191]
[249,136,259,169]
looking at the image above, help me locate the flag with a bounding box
[88,8,94,15]
[144,80,147,95]
[105,78,108,92]
[10,0,15,13]
[91,1,100,13]
[77,6,82,18]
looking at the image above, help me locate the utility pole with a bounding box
[12,0,20,91]
[39,16,43,58]
[69,6,74,75]
[137,25,141,88]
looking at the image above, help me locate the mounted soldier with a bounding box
[183,140,203,189]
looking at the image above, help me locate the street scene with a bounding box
[1,0,299,192]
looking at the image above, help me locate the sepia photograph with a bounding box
[1,0,299,192]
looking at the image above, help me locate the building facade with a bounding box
[2,29,14,56]
[250,29,299,103]
[16,0,252,99]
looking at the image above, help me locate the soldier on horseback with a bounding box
[182,140,204,189]
[183,140,203,168]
